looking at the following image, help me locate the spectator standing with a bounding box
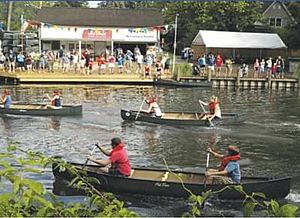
[117,54,124,74]
[58,46,64,69]
[72,51,80,73]
[163,54,170,74]
[124,50,133,73]
[134,46,141,61]
[260,59,265,77]
[215,54,223,77]
[108,54,115,74]
[97,53,106,74]
[0,52,5,72]
[225,57,233,77]
[62,54,70,72]
[275,56,285,78]
[145,54,153,73]
[198,55,206,76]
[207,52,215,77]
[16,52,25,72]
[135,53,144,75]
[7,49,16,73]
[266,57,272,78]
[253,58,260,78]
[25,55,32,72]
[47,50,55,72]
[187,48,193,63]
[39,52,47,73]
[155,60,163,79]
[88,56,93,75]
[272,63,277,78]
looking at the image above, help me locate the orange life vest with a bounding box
[219,154,240,171]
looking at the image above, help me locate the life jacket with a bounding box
[219,154,240,171]
[110,143,130,170]
[51,94,61,107]
[209,101,216,114]
[147,99,155,104]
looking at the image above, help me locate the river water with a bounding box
[0,85,299,216]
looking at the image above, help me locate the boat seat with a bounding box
[129,169,135,178]
[161,172,169,181]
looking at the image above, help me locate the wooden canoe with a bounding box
[121,109,242,126]
[153,78,212,88]
[0,104,82,116]
[52,162,291,199]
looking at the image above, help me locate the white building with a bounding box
[32,7,163,56]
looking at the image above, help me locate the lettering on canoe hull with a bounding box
[154,182,170,188]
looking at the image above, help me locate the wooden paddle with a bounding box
[198,100,214,127]
[82,144,98,170]
[204,152,210,189]
[135,97,146,120]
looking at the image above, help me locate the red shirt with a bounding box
[109,144,131,176]
[97,56,106,65]
[216,57,223,67]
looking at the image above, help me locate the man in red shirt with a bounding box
[88,137,131,176]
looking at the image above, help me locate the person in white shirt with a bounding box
[141,96,162,118]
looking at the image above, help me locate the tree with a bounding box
[0,1,88,31]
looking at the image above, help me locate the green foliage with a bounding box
[0,2,88,31]
[174,63,192,79]
[230,185,299,217]
[0,143,138,217]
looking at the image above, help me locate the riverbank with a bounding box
[0,70,299,89]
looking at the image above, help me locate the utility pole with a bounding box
[7,1,13,31]
[172,13,179,77]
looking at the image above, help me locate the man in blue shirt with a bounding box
[205,145,241,184]
[1,89,12,109]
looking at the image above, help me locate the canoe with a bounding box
[52,162,291,199]
[121,109,242,126]
[0,104,82,116]
[153,78,212,88]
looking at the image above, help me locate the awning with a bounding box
[192,30,287,49]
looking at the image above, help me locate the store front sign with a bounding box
[40,24,112,41]
[82,29,112,40]
[112,28,157,42]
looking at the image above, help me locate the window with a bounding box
[269,17,282,28]
[269,18,276,26]
[276,18,282,27]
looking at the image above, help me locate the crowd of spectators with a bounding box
[193,52,286,79]
[0,45,171,79]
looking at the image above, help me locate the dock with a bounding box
[179,76,299,89]
[0,71,299,89]
[0,72,154,86]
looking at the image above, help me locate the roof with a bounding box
[263,1,297,25]
[192,30,287,49]
[35,7,163,28]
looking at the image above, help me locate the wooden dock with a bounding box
[179,76,299,89]
[0,71,299,89]
[0,72,154,85]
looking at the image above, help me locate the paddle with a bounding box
[198,100,214,127]
[135,97,146,120]
[82,144,98,170]
[204,152,210,189]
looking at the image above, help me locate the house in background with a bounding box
[260,1,297,28]
[191,30,287,63]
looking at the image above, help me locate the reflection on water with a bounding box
[0,85,300,216]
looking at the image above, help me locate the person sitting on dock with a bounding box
[141,96,162,118]
[205,145,241,184]
[88,137,132,177]
[200,96,221,122]
[1,89,12,109]
[46,90,62,109]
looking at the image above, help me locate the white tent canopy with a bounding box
[192,30,287,49]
